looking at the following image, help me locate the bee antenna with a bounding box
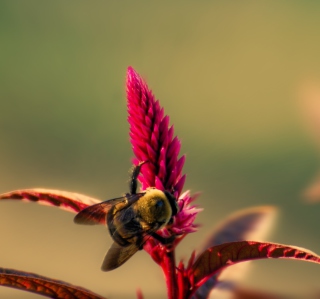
[130,161,148,194]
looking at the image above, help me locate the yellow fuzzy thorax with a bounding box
[136,188,172,226]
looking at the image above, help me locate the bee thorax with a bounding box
[136,189,172,227]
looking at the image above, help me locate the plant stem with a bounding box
[163,247,178,299]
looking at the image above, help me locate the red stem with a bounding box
[162,247,178,299]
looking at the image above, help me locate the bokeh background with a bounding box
[1,1,320,298]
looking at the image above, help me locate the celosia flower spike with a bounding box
[127,67,186,198]
[126,67,201,238]
[126,67,201,299]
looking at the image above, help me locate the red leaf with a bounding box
[231,286,288,299]
[191,206,276,299]
[0,188,101,213]
[0,267,106,299]
[198,206,276,252]
[191,241,320,290]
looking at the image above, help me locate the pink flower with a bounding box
[127,67,203,298]
[126,67,201,238]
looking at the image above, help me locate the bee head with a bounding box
[138,188,178,228]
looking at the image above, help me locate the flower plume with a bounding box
[127,67,186,197]
[126,67,200,236]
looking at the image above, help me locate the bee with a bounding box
[74,161,178,271]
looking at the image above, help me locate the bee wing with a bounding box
[74,197,126,225]
[74,193,145,225]
[102,225,163,271]
[101,241,140,271]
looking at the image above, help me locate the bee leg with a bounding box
[130,161,148,194]
[151,232,175,245]
[167,217,174,225]
[134,234,144,250]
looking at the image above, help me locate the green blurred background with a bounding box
[1,1,320,298]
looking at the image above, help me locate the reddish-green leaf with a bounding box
[0,189,101,213]
[192,206,276,299]
[0,268,106,299]
[198,206,276,251]
[191,241,320,290]
[231,287,288,299]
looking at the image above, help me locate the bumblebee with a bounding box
[74,162,178,271]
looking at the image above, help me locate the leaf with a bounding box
[198,206,276,251]
[0,267,106,299]
[192,206,276,299]
[191,241,320,290]
[231,287,289,299]
[0,188,101,213]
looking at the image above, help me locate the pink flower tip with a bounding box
[126,67,186,196]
